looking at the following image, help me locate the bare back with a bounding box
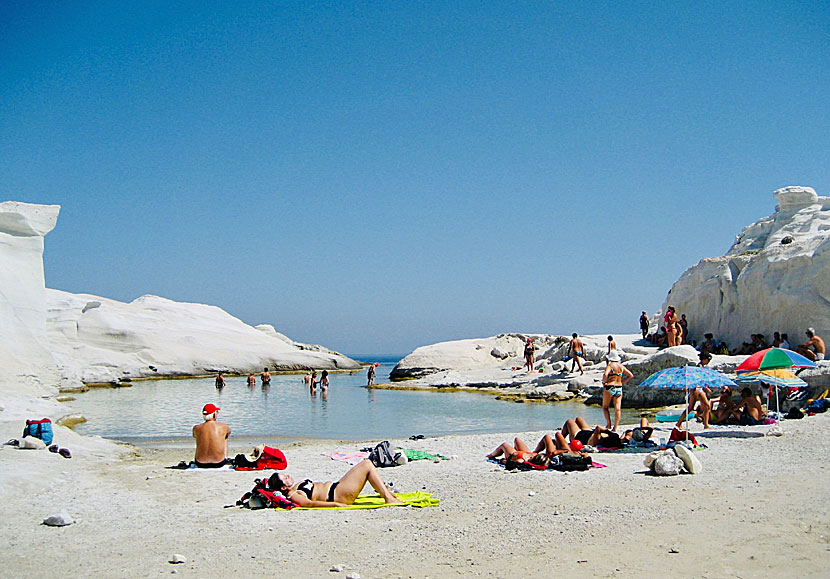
[193,420,230,463]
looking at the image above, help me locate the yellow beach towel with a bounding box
[294,491,439,510]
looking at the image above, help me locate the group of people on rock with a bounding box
[643,306,690,348]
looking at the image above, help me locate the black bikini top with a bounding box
[295,479,314,499]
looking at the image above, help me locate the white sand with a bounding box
[2,415,829,577]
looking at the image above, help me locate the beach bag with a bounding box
[668,428,697,446]
[806,399,829,414]
[552,454,592,472]
[237,478,294,510]
[786,407,804,420]
[368,441,405,468]
[23,418,53,446]
[233,446,287,471]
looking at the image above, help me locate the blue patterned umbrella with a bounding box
[640,366,737,390]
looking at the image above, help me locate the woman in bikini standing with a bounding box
[664,306,678,347]
[602,350,633,431]
[270,459,403,507]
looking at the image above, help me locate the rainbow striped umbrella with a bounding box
[736,348,816,373]
[735,368,807,388]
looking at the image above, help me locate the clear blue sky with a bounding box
[2,2,828,356]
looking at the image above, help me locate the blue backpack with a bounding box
[23,418,53,445]
[806,398,830,414]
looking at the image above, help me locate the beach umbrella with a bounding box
[639,366,737,391]
[735,368,808,414]
[735,347,816,373]
[640,366,737,433]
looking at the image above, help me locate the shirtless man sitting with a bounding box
[567,333,585,375]
[797,328,826,362]
[192,403,231,468]
[732,388,765,426]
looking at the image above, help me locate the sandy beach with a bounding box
[2,413,829,578]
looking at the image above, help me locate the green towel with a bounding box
[294,491,439,510]
[403,449,447,461]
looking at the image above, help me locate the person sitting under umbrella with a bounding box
[675,353,714,430]
[709,385,738,425]
[731,387,765,425]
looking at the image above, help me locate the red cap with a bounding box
[202,403,220,415]
[569,440,583,452]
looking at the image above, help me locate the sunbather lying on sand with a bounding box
[487,435,554,469]
[487,433,588,468]
[269,459,404,508]
[561,417,623,449]
[621,418,654,445]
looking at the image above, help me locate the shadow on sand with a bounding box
[695,430,765,439]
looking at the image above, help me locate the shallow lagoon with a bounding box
[71,362,640,442]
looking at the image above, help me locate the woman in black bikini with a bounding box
[269,459,403,507]
[561,417,623,448]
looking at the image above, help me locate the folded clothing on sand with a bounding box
[403,449,447,461]
[324,451,370,465]
[293,491,439,510]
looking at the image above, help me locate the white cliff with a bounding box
[46,290,361,386]
[0,202,66,418]
[0,201,360,421]
[662,186,830,349]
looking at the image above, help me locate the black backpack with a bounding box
[368,441,402,467]
[552,454,592,471]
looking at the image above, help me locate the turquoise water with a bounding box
[70,361,638,442]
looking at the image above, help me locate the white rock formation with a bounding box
[663,186,830,349]
[0,202,65,417]
[0,200,360,421]
[390,334,564,380]
[46,290,360,385]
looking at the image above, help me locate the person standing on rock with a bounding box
[607,336,617,354]
[193,403,231,468]
[367,363,376,386]
[664,306,679,347]
[639,311,650,339]
[797,328,826,361]
[678,314,689,345]
[261,367,271,386]
[567,333,585,375]
[524,338,536,373]
[601,351,632,432]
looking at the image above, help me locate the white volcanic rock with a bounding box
[390,334,564,380]
[0,200,360,420]
[391,333,652,382]
[46,290,360,385]
[0,202,64,414]
[662,186,830,349]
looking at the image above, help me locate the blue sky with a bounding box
[2,2,828,355]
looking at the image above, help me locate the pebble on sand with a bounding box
[169,554,187,564]
[42,513,73,527]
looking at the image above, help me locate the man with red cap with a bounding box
[192,403,231,468]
